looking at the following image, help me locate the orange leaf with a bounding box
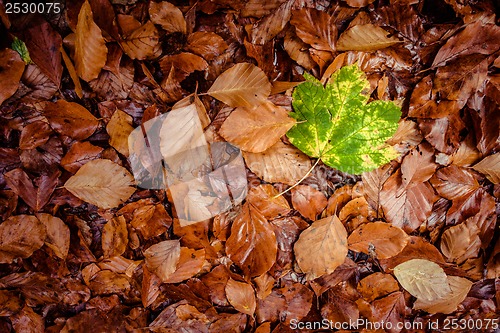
[102,216,128,258]
[291,185,327,221]
[225,278,256,315]
[0,48,25,105]
[106,109,134,157]
[144,240,181,282]
[120,21,159,60]
[186,32,228,61]
[148,1,186,34]
[163,247,205,284]
[37,213,70,260]
[348,222,409,259]
[290,8,337,51]
[357,272,399,302]
[246,184,291,220]
[0,215,46,264]
[44,100,99,140]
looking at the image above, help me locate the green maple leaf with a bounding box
[287,64,401,174]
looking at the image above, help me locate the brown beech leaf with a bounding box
[241,0,286,17]
[283,29,316,70]
[243,140,312,186]
[63,159,135,209]
[141,266,161,307]
[400,142,437,191]
[186,32,228,61]
[75,0,108,81]
[357,272,399,302]
[294,215,348,280]
[414,276,473,314]
[61,142,104,173]
[226,203,277,278]
[290,8,337,51]
[440,219,481,264]
[0,48,25,105]
[144,240,181,282]
[337,24,400,51]
[345,0,376,7]
[394,259,451,302]
[472,153,500,184]
[106,109,134,156]
[219,101,295,153]
[148,1,186,34]
[291,185,327,221]
[245,184,291,220]
[89,270,131,295]
[361,163,395,215]
[120,21,159,60]
[44,100,99,140]
[102,216,128,258]
[430,165,480,200]
[365,291,406,332]
[247,0,293,45]
[37,213,70,260]
[348,222,409,259]
[225,278,256,315]
[19,121,52,150]
[160,53,208,82]
[380,169,439,232]
[0,215,46,264]
[207,63,271,108]
[163,247,205,284]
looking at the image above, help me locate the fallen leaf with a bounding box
[186,32,228,61]
[247,0,293,45]
[245,184,291,220]
[61,141,104,173]
[290,8,336,51]
[75,0,107,81]
[106,109,134,156]
[208,63,271,108]
[348,222,409,259]
[283,28,316,70]
[11,305,44,333]
[163,247,205,284]
[120,21,159,60]
[294,215,348,280]
[89,270,130,295]
[393,259,451,302]
[400,142,437,191]
[37,213,70,260]
[337,24,401,51]
[472,153,500,184]
[291,185,327,220]
[226,203,277,278]
[225,278,256,315]
[414,276,473,314]
[430,164,480,200]
[144,240,181,282]
[160,53,208,82]
[44,100,99,140]
[0,48,25,105]
[148,1,186,34]
[440,219,481,264]
[242,140,312,186]
[19,121,52,150]
[64,159,136,209]
[0,215,46,264]
[345,0,376,7]
[357,272,399,302]
[219,101,295,153]
[102,216,128,258]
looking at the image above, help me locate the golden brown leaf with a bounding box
[89,270,131,295]
[0,215,46,264]
[102,216,128,258]
[400,143,437,191]
[246,184,291,220]
[208,63,271,108]
[357,272,399,302]
[63,159,135,209]
[0,48,25,105]
[337,24,400,51]
[219,101,295,153]
[294,215,348,280]
[75,0,107,81]
[61,141,104,173]
[290,8,336,51]
[348,222,409,259]
[472,153,500,184]
[440,219,481,264]
[291,185,327,221]
[144,240,181,282]
[120,21,159,60]
[186,32,228,61]
[44,100,99,140]
[106,109,134,157]
[163,247,205,283]
[430,165,480,200]
[37,213,70,260]
[414,276,473,314]
[148,1,186,34]
[225,278,256,315]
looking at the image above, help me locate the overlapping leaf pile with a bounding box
[0,0,499,332]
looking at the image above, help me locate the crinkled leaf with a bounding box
[287,65,401,174]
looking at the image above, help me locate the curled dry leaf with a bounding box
[63,159,135,209]
[0,215,46,264]
[290,8,336,51]
[106,109,134,157]
[219,101,295,153]
[186,32,228,61]
[225,278,256,315]
[144,239,181,282]
[207,62,271,108]
[102,216,128,258]
[37,213,70,260]
[75,0,107,81]
[120,21,159,60]
[294,215,348,280]
[243,140,312,186]
[337,24,400,51]
[148,1,186,34]
[291,185,327,221]
[348,222,409,259]
[414,276,473,314]
[246,184,290,220]
[44,100,99,140]
[472,153,500,184]
[0,48,25,105]
[226,203,277,278]
[393,259,451,302]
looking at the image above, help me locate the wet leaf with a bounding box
[291,185,327,220]
[163,247,205,284]
[44,100,99,140]
[337,24,401,51]
[348,222,409,259]
[0,48,25,105]
[225,278,256,315]
[472,153,500,184]
[0,215,46,264]
[149,1,186,34]
[102,216,128,258]
[144,240,181,282]
[245,184,291,220]
[37,213,70,260]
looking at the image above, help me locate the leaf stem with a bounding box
[272,158,320,198]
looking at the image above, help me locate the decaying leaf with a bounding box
[294,215,348,280]
[64,159,135,209]
[348,222,409,259]
[0,215,46,264]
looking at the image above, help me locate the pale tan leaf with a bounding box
[294,215,348,280]
[37,213,70,260]
[106,109,134,157]
[172,93,211,129]
[120,21,159,60]
[243,140,312,186]
[75,0,107,81]
[337,24,400,51]
[148,1,186,34]
[348,222,409,259]
[414,276,473,314]
[207,63,271,108]
[472,153,500,184]
[393,259,451,302]
[440,219,481,264]
[144,240,181,282]
[219,101,295,153]
[0,215,46,264]
[64,159,135,209]
[225,278,257,315]
[102,216,128,258]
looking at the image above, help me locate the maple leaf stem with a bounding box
[273,158,320,198]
